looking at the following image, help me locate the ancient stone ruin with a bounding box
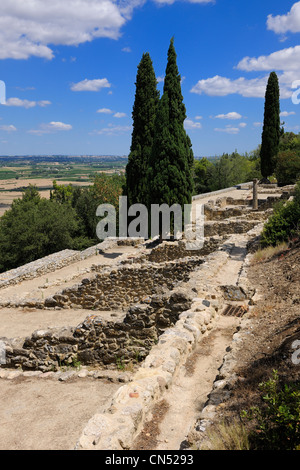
[0,182,296,450]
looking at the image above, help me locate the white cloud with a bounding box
[29,121,72,135]
[97,108,113,114]
[71,78,111,92]
[38,100,51,107]
[114,112,127,118]
[184,118,202,130]
[214,127,240,135]
[0,0,141,60]
[4,97,51,108]
[191,47,299,100]
[237,45,300,72]
[253,122,262,127]
[280,111,296,117]
[195,115,203,120]
[239,122,247,128]
[267,2,300,34]
[191,75,269,98]
[122,47,132,53]
[214,112,242,120]
[0,125,17,132]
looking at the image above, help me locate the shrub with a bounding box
[241,370,300,450]
[275,150,300,186]
[260,200,300,247]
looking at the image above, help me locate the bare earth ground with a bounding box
[0,376,121,450]
[0,186,294,450]
[0,245,138,338]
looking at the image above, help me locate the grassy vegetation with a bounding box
[199,420,250,450]
[251,242,290,264]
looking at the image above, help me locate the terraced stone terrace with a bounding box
[0,183,295,450]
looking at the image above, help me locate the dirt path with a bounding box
[132,316,240,450]
[132,230,251,450]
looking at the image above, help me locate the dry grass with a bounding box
[251,242,289,264]
[199,419,250,450]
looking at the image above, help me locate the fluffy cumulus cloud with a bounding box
[0,0,142,60]
[191,46,300,100]
[97,108,113,114]
[184,118,202,130]
[71,79,111,92]
[191,3,300,102]
[214,112,242,120]
[267,2,300,34]
[4,98,51,108]
[237,45,300,73]
[29,121,72,135]
[280,111,296,117]
[113,112,127,118]
[191,75,269,98]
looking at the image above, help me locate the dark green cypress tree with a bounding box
[260,71,281,179]
[125,52,159,207]
[148,38,194,211]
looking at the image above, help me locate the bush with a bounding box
[260,199,300,247]
[275,150,300,186]
[242,370,300,450]
[0,187,80,272]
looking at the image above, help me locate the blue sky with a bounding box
[0,0,299,157]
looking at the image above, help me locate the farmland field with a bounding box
[0,155,127,217]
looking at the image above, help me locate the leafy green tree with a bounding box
[260,72,281,179]
[279,132,300,152]
[148,38,194,216]
[193,157,214,194]
[0,186,80,272]
[125,52,159,207]
[74,173,125,239]
[50,180,74,204]
[275,150,300,185]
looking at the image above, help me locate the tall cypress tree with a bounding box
[148,38,194,212]
[260,71,281,179]
[125,53,159,207]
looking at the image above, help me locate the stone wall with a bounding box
[44,257,204,311]
[3,288,193,372]
[0,239,117,290]
[144,238,225,263]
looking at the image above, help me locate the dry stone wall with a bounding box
[44,257,204,311]
[3,287,193,372]
[0,239,117,290]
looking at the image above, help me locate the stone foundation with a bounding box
[3,288,193,372]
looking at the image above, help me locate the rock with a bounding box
[58,371,76,382]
